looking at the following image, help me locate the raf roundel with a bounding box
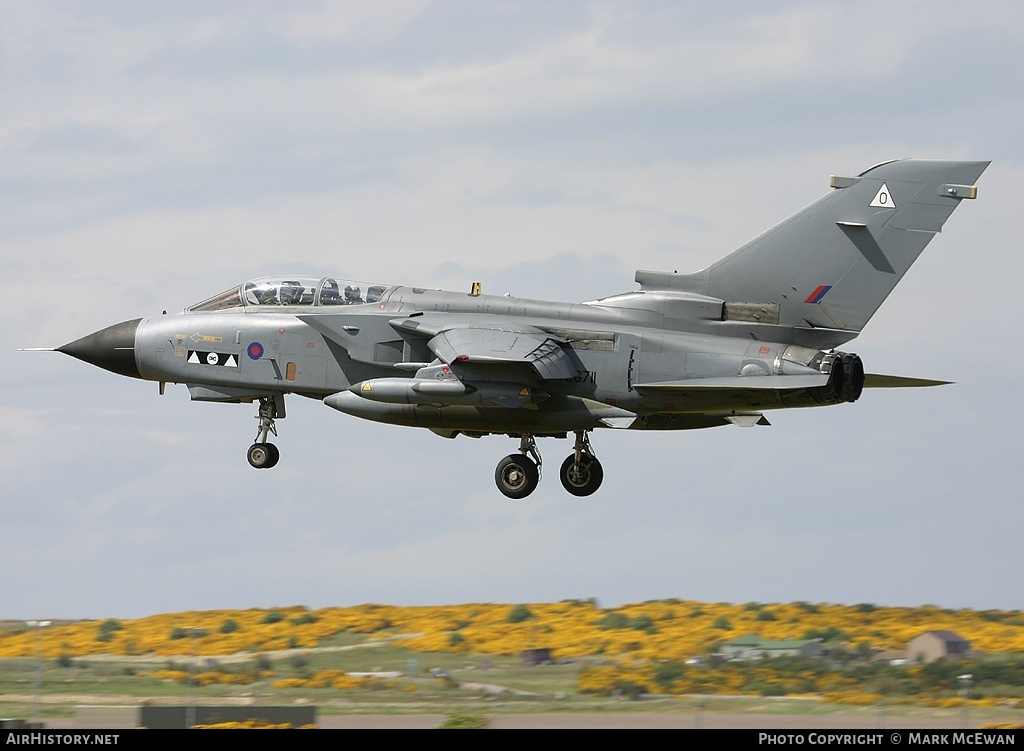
[247,342,264,360]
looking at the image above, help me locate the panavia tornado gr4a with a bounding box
[36,159,988,498]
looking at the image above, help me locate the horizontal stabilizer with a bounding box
[863,374,952,388]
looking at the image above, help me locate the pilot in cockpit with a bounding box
[278,282,304,305]
[344,286,363,304]
[249,283,278,305]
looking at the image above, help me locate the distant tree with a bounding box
[597,612,629,630]
[254,654,273,671]
[803,626,850,643]
[630,615,654,631]
[757,682,786,697]
[219,619,239,634]
[712,616,732,630]
[171,627,207,640]
[614,679,647,700]
[756,610,778,622]
[261,611,284,624]
[629,615,658,634]
[95,619,123,642]
[855,603,878,614]
[506,605,534,623]
[653,661,686,689]
[561,598,598,608]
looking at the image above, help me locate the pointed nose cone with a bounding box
[58,318,142,379]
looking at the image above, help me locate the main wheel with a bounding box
[247,442,279,469]
[559,454,603,496]
[495,454,539,499]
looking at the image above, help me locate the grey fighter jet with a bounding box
[36,159,988,498]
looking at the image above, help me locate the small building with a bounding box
[521,648,554,665]
[906,631,970,664]
[718,634,823,661]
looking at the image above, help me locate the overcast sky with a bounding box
[4,1,1023,621]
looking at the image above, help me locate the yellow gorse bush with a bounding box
[3,600,1023,665]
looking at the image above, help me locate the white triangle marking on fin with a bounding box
[870,182,896,209]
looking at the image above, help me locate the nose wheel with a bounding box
[247,442,280,469]
[248,395,283,469]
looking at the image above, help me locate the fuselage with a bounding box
[83,277,850,436]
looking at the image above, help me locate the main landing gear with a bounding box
[559,430,603,497]
[247,396,282,469]
[495,435,542,499]
[494,430,604,499]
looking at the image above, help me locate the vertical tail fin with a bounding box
[637,159,989,334]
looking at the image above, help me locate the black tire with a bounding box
[495,454,539,499]
[559,454,603,496]
[247,443,276,469]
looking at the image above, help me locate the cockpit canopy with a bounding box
[188,276,391,312]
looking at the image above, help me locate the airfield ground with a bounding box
[7,690,1022,730]
[3,630,1022,730]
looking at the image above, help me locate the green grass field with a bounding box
[2,637,1024,728]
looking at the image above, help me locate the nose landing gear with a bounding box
[247,441,279,469]
[247,395,283,469]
